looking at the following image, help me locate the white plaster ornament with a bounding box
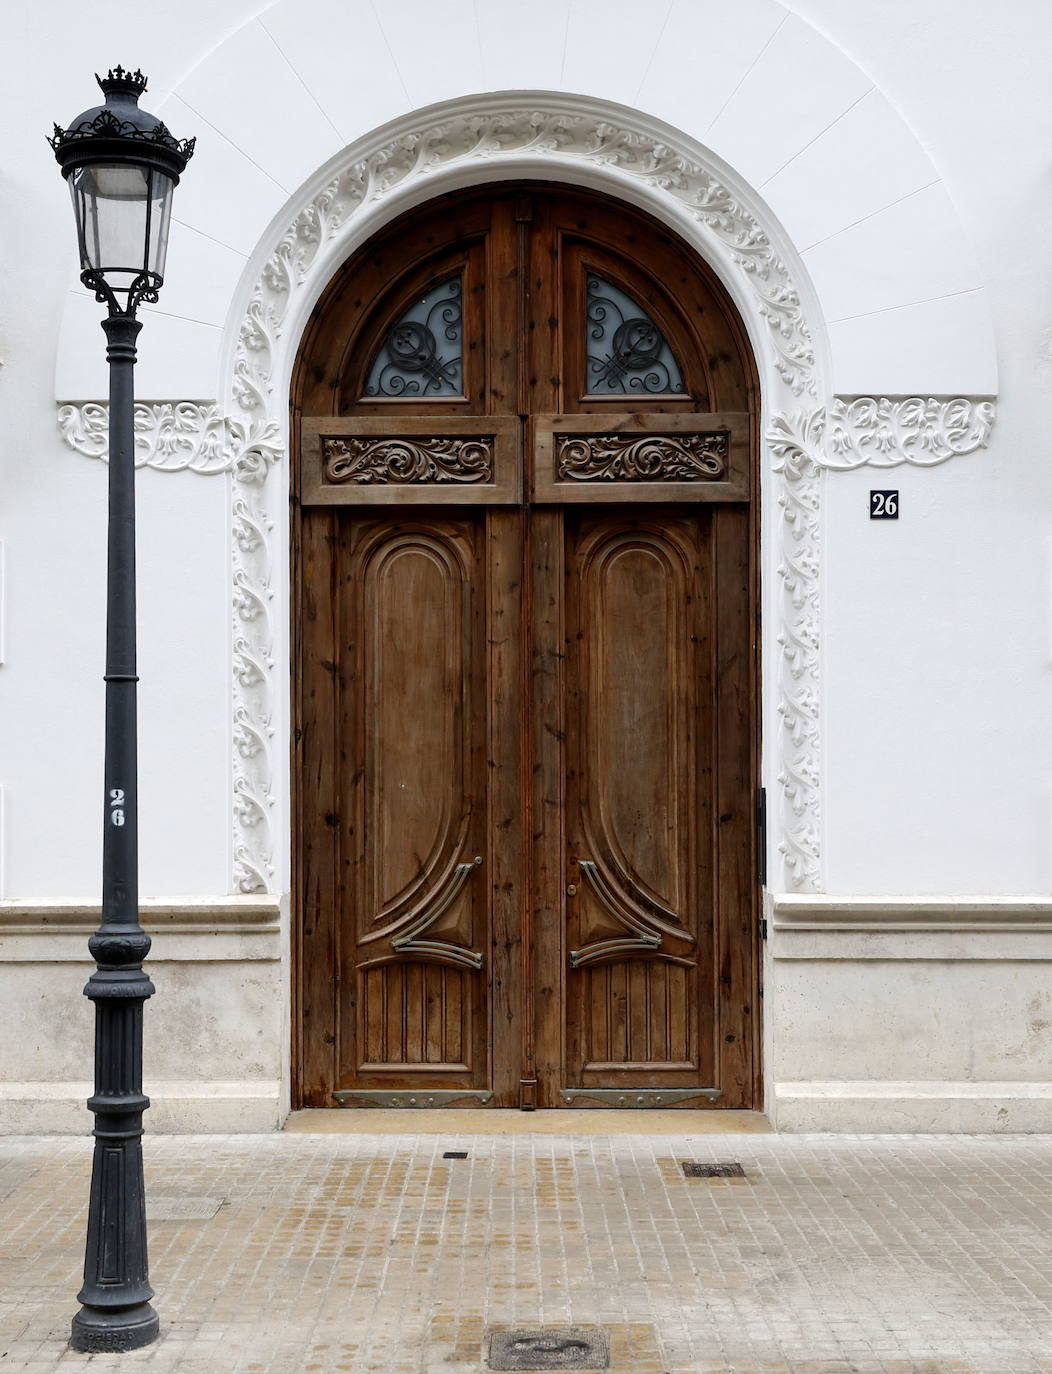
[57,100,997,896]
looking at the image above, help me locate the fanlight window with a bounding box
[586,274,686,396]
[364,275,464,398]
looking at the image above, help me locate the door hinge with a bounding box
[757,786,767,887]
[760,915,768,941]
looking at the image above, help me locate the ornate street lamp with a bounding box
[50,68,193,1354]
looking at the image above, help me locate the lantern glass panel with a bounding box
[69,162,175,307]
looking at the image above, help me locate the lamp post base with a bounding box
[70,1302,159,1353]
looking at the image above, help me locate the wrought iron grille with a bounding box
[364,275,464,398]
[585,274,686,395]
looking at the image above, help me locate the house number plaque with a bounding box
[870,490,899,519]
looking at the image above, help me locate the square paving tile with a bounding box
[1,1131,1052,1371]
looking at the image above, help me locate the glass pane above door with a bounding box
[364,275,464,398]
[586,273,686,396]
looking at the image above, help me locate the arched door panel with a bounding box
[293,184,759,1110]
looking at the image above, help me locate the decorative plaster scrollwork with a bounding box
[766,397,996,474]
[763,394,996,885]
[229,109,818,411]
[229,440,282,895]
[58,402,282,477]
[826,397,995,468]
[59,402,227,473]
[58,399,283,894]
[55,96,1000,896]
[210,103,825,891]
[765,410,824,889]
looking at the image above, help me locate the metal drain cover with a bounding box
[443,1150,469,1159]
[487,1328,609,1370]
[681,1160,746,1178]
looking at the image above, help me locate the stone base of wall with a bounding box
[0,1081,284,1135]
[765,895,1052,1133]
[0,897,287,1136]
[772,1080,1052,1133]
[6,894,1052,1134]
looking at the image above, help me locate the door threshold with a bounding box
[283,1108,771,1135]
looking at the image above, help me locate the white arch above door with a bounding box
[55,8,999,898]
[55,0,997,401]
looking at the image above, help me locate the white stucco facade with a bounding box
[2,0,1050,1132]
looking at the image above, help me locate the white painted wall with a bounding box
[2,0,1050,1130]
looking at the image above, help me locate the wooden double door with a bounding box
[293,186,760,1110]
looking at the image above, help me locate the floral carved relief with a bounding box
[555,433,727,482]
[324,435,493,485]
[826,397,995,467]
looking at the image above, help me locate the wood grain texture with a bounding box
[292,184,760,1110]
[301,416,522,506]
[337,514,488,1091]
[532,412,750,503]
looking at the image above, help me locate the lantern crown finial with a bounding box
[49,68,195,167]
[97,67,148,100]
[49,66,195,318]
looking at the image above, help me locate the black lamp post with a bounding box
[50,69,193,1355]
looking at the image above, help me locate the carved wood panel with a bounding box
[561,511,714,1088]
[301,416,521,505]
[556,432,726,482]
[336,516,489,1088]
[326,436,493,486]
[532,413,750,503]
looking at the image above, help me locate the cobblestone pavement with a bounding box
[2,1131,1052,1373]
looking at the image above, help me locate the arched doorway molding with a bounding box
[57,93,998,898]
[223,94,839,899]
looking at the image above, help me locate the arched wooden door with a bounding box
[293,185,760,1110]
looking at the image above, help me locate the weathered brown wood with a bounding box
[301,415,522,506]
[532,412,751,504]
[713,503,761,1108]
[332,512,489,1092]
[559,509,716,1096]
[528,508,566,1107]
[292,183,761,1111]
[487,508,526,1107]
[295,503,340,1105]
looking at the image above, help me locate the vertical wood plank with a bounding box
[628,961,649,1063]
[530,509,566,1106]
[297,505,340,1104]
[444,970,462,1065]
[363,970,382,1065]
[487,509,525,1105]
[714,503,759,1107]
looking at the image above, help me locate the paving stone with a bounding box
[0,1133,1051,1370]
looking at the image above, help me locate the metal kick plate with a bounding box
[560,1088,721,1108]
[332,1089,493,1108]
[487,1328,609,1370]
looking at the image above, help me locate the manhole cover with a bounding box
[146,1196,224,1221]
[681,1160,746,1178]
[487,1328,609,1370]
